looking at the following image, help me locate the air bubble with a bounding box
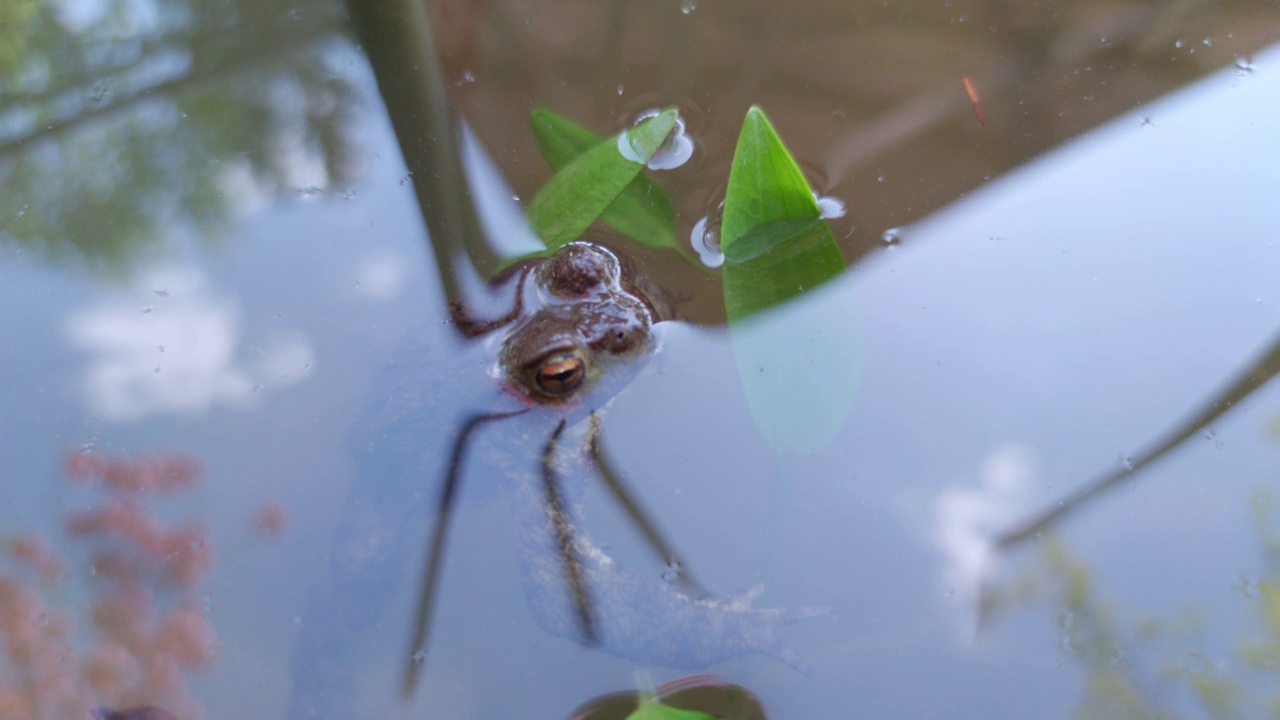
[623,109,694,170]
[690,216,724,268]
[814,194,846,219]
[881,227,903,245]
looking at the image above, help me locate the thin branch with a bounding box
[401,408,528,698]
[996,330,1280,550]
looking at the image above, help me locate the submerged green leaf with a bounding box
[723,217,821,264]
[527,109,678,250]
[720,105,857,456]
[721,218,845,320]
[625,691,717,720]
[529,109,678,250]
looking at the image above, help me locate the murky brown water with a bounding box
[440,0,1277,320]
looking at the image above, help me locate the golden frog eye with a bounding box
[533,353,586,396]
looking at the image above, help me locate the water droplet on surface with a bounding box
[881,227,903,245]
[411,650,427,663]
[690,216,724,268]
[451,70,475,88]
[89,80,111,103]
[617,84,624,96]
[813,194,846,219]
[1234,56,1255,74]
[624,109,694,170]
[680,0,697,13]
[1120,456,1134,471]
[297,187,322,200]
[661,561,682,584]
[1174,39,1184,49]
[877,174,887,184]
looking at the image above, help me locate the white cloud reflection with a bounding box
[932,445,1035,618]
[66,265,313,422]
[354,249,408,301]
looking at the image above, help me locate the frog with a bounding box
[287,242,825,719]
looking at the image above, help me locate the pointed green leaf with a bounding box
[529,109,678,250]
[527,109,678,250]
[720,105,821,253]
[720,105,843,321]
[720,106,857,456]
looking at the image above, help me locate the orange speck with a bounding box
[962,76,985,126]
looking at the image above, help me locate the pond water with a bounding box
[2,0,1280,718]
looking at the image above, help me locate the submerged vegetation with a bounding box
[0,451,284,719]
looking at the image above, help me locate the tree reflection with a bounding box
[0,0,355,274]
[987,491,1280,719]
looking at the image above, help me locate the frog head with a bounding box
[498,242,662,406]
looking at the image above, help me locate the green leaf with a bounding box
[719,105,858,456]
[720,106,822,254]
[720,105,843,321]
[722,218,845,320]
[723,217,820,264]
[527,109,678,250]
[529,109,678,250]
[625,691,717,720]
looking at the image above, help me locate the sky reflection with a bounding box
[65,265,314,422]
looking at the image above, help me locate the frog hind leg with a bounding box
[514,487,831,673]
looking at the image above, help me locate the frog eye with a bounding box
[533,353,586,396]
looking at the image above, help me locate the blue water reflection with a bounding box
[1,9,1279,717]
